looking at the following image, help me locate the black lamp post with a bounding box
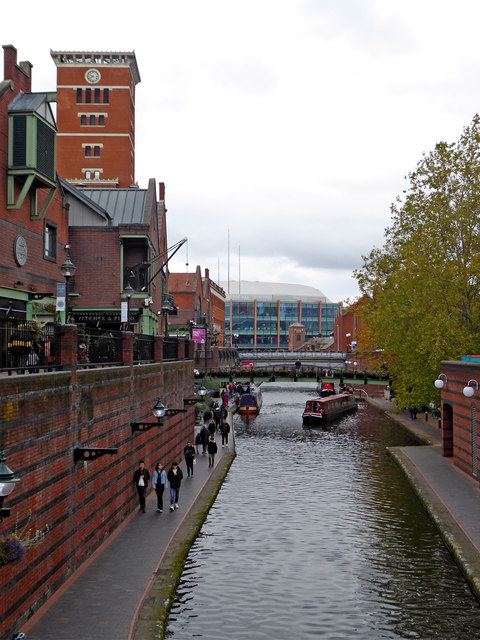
[124,282,134,331]
[0,451,21,520]
[60,248,77,324]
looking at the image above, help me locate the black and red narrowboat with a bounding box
[302,393,357,426]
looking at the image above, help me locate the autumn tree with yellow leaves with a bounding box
[354,115,480,409]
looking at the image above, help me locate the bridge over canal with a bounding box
[238,350,348,371]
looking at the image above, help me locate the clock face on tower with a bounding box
[85,68,101,84]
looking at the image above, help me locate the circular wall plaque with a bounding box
[14,235,28,266]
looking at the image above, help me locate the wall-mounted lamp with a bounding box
[0,452,21,520]
[463,379,479,398]
[131,399,167,433]
[197,386,208,397]
[434,374,448,390]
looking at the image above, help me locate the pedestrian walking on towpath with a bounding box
[152,462,168,513]
[207,436,218,468]
[167,461,183,511]
[203,406,212,426]
[199,424,210,454]
[208,419,216,438]
[133,460,150,513]
[183,441,196,477]
[220,419,230,447]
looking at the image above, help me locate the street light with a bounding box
[463,379,479,398]
[131,398,167,432]
[0,451,21,520]
[60,247,77,324]
[434,374,448,390]
[124,281,134,331]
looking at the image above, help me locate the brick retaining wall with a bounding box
[0,359,194,635]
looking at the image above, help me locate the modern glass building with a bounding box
[221,281,338,349]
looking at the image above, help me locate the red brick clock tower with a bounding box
[51,50,140,188]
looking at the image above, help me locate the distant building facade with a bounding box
[222,281,338,349]
[51,50,140,188]
[169,266,226,346]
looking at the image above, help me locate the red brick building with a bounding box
[0,45,69,329]
[51,50,140,188]
[169,266,226,345]
[437,359,480,478]
[61,178,168,334]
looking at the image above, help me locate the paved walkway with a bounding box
[21,429,234,640]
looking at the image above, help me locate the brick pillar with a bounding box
[55,324,78,370]
[177,337,185,360]
[122,331,134,364]
[154,336,164,362]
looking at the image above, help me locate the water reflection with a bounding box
[166,385,480,639]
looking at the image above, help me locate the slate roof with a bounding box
[58,177,112,222]
[78,188,148,225]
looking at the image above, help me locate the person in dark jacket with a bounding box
[200,424,210,454]
[208,419,216,438]
[195,430,202,454]
[207,436,218,468]
[184,442,196,477]
[133,460,150,513]
[203,407,212,425]
[167,462,184,511]
[213,403,222,429]
[219,419,230,447]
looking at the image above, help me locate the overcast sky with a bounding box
[5,1,480,302]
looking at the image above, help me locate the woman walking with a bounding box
[167,461,184,511]
[152,462,168,513]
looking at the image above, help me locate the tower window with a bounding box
[76,88,82,103]
[94,170,101,179]
[44,222,57,260]
[99,115,105,126]
[85,146,91,157]
[81,115,87,125]
[94,88,100,103]
[103,88,109,103]
[85,88,92,104]
[89,115,96,125]
[93,146,100,157]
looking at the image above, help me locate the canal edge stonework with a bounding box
[388,446,480,599]
[364,396,480,600]
[132,450,236,640]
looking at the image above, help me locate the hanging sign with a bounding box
[56,283,66,311]
[192,327,207,344]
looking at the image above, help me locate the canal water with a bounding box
[166,384,480,639]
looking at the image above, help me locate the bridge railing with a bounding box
[239,351,347,360]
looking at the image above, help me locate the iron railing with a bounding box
[163,338,178,361]
[77,327,123,366]
[0,321,197,373]
[133,334,155,362]
[0,319,56,373]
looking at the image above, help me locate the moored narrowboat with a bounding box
[302,393,356,426]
